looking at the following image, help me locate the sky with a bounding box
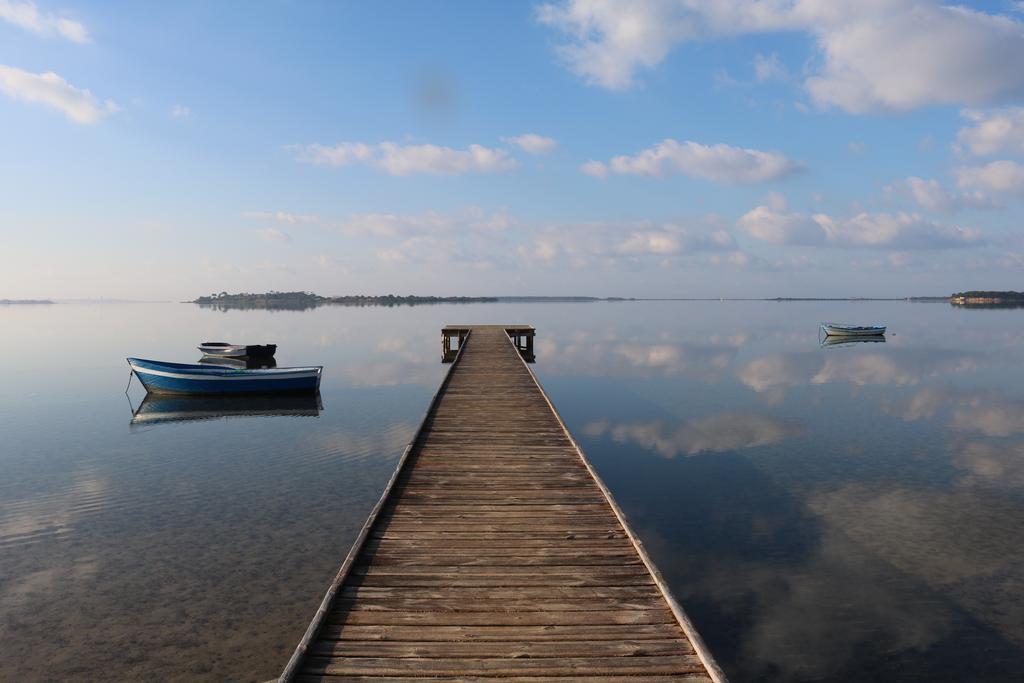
[3,0,1024,299]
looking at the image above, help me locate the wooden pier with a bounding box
[280,325,724,682]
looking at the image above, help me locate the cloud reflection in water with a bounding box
[584,413,802,457]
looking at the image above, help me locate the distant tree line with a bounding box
[191,291,499,309]
[951,291,1024,300]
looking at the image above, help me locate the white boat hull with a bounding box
[198,342,276,358]
[821,323,886,337]
[199,344,249,357]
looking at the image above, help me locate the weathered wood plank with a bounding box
[358,555,644,567]
[302,655,707,676]
[317,623,685,642]
[348,574,656,588]
[368,531,628,541]
[350,565,652,576]
[297,676,713,683]
[332,596,668,612]
[324,609,677,626]
[309,638,691,658]
[339,586,662,600]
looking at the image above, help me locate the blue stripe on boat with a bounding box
[127,357,322,395]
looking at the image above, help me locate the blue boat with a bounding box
[127,358,322,395]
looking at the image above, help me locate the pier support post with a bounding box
[442,328,469,363]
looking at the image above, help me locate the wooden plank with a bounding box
[381,505,614,514]
[339,586,662,600]
[280,326,723,682]
[350,565,652,576]
[347,575,656,588]
[324,610,677,626]
[302,655,707,676]
[297,676,713,683]
[309,638,691,658]
[317,623,685,642]
[332,597,668,612]
[368,531,628,540]
[372,524,628,533]
[362,539,633,551]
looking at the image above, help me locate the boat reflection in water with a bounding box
[820,334,886,349]
[131,392,322,426]
[197,356,278,369]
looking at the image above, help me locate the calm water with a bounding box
[1,301,1023,681]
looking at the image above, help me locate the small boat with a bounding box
[198,356,277,370]
[820,322,886,337]
[127,358,321,395]
[198,342,277,358]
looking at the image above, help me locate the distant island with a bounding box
[770,296,907,302]
[950,291,1024,308]
[190,291,639,310]
[192,291,500,310]
[951,290,1024,304]
[0,299,55,304]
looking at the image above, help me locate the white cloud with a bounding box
[764,191,788,211]
[323,208,516,269]
[522,218,739,269]
[738,205,825,246]
[289,140,519,175]
[802,4,1024,113]
[376,247,407,264]
[256,228,290,242]
[580,159,609,178]
[816,212,985,249]
[588,139,803,184]
[169,104,190,119]
[291,141,374,167]
[502,133,558,154]
[532,239,559,262]
[334,207,512,239]
[847,141,865,154]
[616,231,682,255]
[0,65,117,123]
[538,1,1024,112]
[286,206,744,272]
[739,205,985,249]
[0,0,89,43]
[956,160,1024,195]
[241,211,320,225]
[536,0,693,90]
[753,52,787,82]
[955,108,1024,156]
[615,226,734,256]
[886,176,998,212]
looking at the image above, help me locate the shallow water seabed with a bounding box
[1,300,1023,681]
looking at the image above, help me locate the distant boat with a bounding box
[127,358,321,395]
[198,342,277,358]
[820,322,886,337]
[131,392,321,426]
